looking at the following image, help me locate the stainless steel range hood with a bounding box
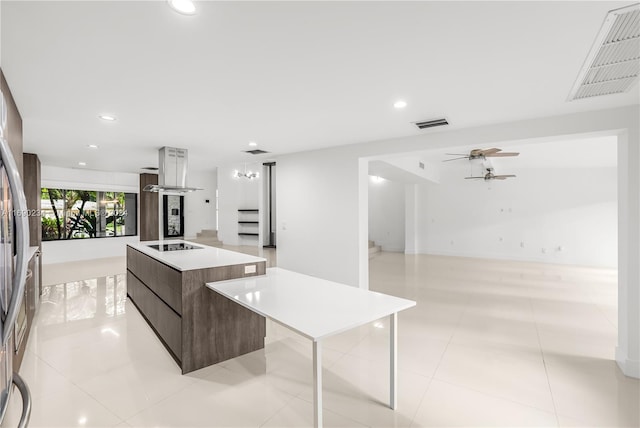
[143,147,202,194]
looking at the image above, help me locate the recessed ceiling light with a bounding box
[98,114,116,121]
[393,100,407,109]
[87,144,99,149]
[78,162,87,166]
[249,141,258,147]
[168,0,196,15]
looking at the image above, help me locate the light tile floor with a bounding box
[3,250,639,427]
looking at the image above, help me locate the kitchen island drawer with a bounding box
[127,270,182,361]
[127,246,182,315]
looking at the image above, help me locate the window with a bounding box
[41,188,137,241]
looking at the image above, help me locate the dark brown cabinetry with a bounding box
[139,174,159,241]
[126,246,266,374]
[13,250,39,371]
[13,153,42,371]
[23,153,41,248]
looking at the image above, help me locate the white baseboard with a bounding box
[616,347,640,379]
[417,247,616,269]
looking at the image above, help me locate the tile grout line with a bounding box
[585,282,619,333]
[407,287,471,427]
[433,378,559,417]
[529,296,561,427]
[23,316,129,426]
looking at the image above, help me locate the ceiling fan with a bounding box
[444,148,519,162]
[465,168,516,181]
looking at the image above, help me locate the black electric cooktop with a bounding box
[148,243,203,252]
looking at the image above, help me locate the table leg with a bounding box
[390,312,397,410]
[313,340,323,428]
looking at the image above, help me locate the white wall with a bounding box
[274,106,638,377]
[416,166,617,268]
[368,177,405,252]
[217,162,262,246]
[183,169,217,238]
[617,125,640,378]
[41,165,140,264]
[277,150,361,286]
[42,236,139,264]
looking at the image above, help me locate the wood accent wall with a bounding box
[23,153,41,248]
[139,173,159,241]
[0,69,23,178]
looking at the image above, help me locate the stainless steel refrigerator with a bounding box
[0,91,32,427]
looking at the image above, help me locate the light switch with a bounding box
[244,265,256,274]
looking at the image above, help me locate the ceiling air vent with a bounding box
[568,3,640,101]
[244,149,269,155]
[412,118,449,130]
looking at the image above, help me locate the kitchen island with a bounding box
[126,240,267,374]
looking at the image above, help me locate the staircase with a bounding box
[191,229,223,247]
[368,240,381,258]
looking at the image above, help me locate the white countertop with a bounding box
[207,267,416,340]
[127,240,266,272]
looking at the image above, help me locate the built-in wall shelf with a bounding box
[238,209,259,240]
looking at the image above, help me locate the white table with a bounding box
[206,267,416,428]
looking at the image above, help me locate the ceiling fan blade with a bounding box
[493,174,516,179]
[442,156,469,162]
[486,152,519,157]
[445,153,468,156]
[480,148,502,155]
[464,176,484,179]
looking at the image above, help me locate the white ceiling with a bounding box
[1,1,638,174]
[369,135,619,184]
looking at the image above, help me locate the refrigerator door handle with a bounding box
[11,372,31,428]
[0,136,30,347]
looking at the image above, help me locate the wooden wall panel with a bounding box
[23,153,41,248]
[139,173,159,241]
